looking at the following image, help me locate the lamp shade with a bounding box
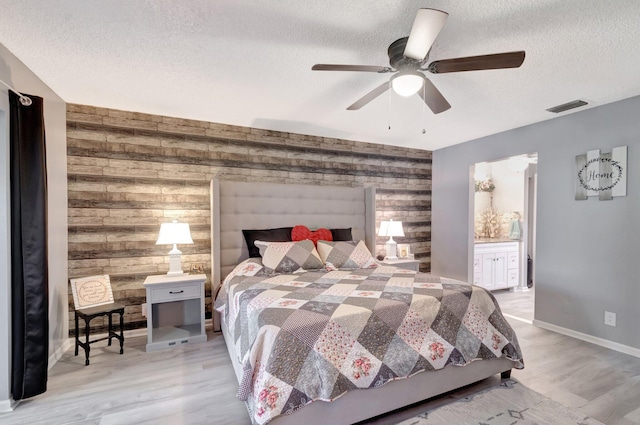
[391,72,424,97]
[156,220,194,245]
[386,220,405,237]
[378,221,389,237]
[378,220,405,237]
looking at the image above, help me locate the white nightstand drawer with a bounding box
[150,282,200,303]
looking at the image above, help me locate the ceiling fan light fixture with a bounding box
[391,72,424,97]
[311,8,524,113]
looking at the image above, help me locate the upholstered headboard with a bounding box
[210,179,376,288]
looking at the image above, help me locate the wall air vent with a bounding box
[546,100,588,113]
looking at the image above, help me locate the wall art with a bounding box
[575,146,627,201]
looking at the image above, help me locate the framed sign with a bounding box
[70,274,114,309]
[397,244,411,258]
[575,146,627,201]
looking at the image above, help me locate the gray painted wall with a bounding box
[432,95,640,350]
[0,43,68,408]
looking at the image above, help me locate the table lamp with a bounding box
[378,219,404,260]
[156,220,194,276]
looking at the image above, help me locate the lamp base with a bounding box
[166,248,184,276]
[385,240,398,260]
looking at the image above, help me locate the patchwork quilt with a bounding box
[215,259,524,425]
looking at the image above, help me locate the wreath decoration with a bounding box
[577,158,623,192]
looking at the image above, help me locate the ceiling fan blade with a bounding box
[312,64,393,73]
[347,81,390,110]
[403,8,448,61]
[418,77,451,114]
[427,51,525,74]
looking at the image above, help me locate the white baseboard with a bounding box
[503,313,533,325]
[47,338,73,371]
[123,328,147,338]
[533,319,640,359]
[0,397,19,413]
[47,327,148,370]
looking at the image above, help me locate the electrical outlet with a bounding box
[142,303,147,317]
[604,311,616,327]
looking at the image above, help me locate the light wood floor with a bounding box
[2,299,640,425]
[492,286,535,322]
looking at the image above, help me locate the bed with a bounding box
[211,179,523,425]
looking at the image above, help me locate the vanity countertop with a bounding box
[474,237,519,244]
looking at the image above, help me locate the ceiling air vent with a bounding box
[546,100,588,113]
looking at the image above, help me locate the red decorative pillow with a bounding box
[292,225,333,247]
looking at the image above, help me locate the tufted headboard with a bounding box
[210,179,376,289]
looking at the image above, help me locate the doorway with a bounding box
[469,153,537,322]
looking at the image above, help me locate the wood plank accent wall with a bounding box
[66,104,432,335]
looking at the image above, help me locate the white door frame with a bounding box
[467,156,537,292]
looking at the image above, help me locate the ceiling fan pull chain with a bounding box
[422,84,426,134]
[388,81,392,130]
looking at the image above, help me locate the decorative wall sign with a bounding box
[70,275,114,309]
[575,146,627,201]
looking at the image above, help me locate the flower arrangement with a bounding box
[479,206,503,238]
[475,178,495,193]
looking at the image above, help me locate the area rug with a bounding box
[397,380,603,425]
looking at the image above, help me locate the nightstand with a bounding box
[380,258,420,272]
[143,274,207,352]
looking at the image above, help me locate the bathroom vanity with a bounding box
[473,240,519,291]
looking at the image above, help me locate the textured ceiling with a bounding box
[1,1,640,150]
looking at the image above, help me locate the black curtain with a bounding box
[9,91,49,400]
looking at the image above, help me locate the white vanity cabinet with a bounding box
[473,242,519,291]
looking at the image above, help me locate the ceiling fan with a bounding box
[312,8,525,114]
